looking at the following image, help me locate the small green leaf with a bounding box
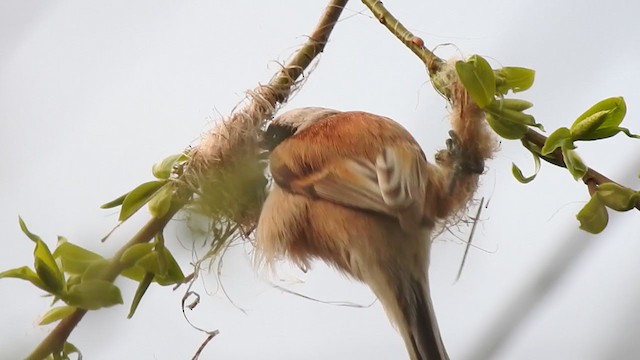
[512,153,541,184]
[147,184,174,218]
[576,195,608,234]
[541,127,571,155]
[80,259,109,282]
[570,97,627,140]
[155,248,185,286]
[121,266,146,283]
[618,127,640,139]
[581,126,640,140]
[136,252,162,276]
[494,67,535,95]
[119,181,166,221]
[38,305,76,325]
[521,139,565,167]
[120,243,155,267]
[497,98,534,112]
[53,240,104,275]
[486,101,539,127]
[64,280,123,310]
[455,55,496,108]
[154,233,167,278]
[120,244,184,285]
[562,147,588,180]
[128,272,154,319]
[34,239,65,294]
[62,342,82,360]
[0,266,49,292]
[66,274,82,288]
[596,183,638,212]
[570,110,610,140]
[18,217,44,243]
[100,192,128,209]
[485,113,528,140]
[152,153,187,180]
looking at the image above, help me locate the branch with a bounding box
[360,0,636,203]
[27,202,183,360]
[361,0,443,73]
[272,0,349,99]
[523,128,640,197]
[26,1,348,358]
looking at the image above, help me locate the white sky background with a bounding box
[2,1,640,359]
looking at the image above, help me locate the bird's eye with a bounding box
[261,124,296,151]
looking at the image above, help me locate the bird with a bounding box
[256,107,489,360]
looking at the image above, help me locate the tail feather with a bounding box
[401,278,449,360]
[375,274,448,360]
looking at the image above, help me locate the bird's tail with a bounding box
[372,271,449,360]
[404,277,449,360]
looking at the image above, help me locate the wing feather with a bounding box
[274,145,427,231]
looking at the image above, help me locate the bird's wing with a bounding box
[273,145,427,230]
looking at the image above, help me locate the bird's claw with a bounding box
[446,130,484,194]
[446,130,484,175]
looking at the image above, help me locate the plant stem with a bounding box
[26,0,349,358]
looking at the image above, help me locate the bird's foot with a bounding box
[444,130,484,194]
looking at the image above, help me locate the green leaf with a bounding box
[570,97,627,140]
[128,272,154,319]
[494,67,535,95]
[38,305,76,325]
[136,252,162,276]
[155,248,185,286]
[154,233,167,278]
[119,181,166,221]
[147,184,174,218]
[0,266,49,292]
[53,240,104,275]
[576,195,608,234]
[152,153,187,180]
[18,216,43,243]
[596,183,638,212]
[66,274,82,288]
[64,280,123,310]
[497,98,534,112]
[120,243,155,267]
[618,127,640,139]
[521,139,565,167]
[485,113,528,140]
[100,192,128,209]
[455,55,496,108]
[120,244,184,285]
[562,147,588,180]
[580,126,640,140]
[512,153,541,184]
[34,239,65,294]
[80,259,109,282]
[541,127,571,155]
[486,100,540,128]
[62,342,82,360]
[121,266,146,283]
[570,110,610,140]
